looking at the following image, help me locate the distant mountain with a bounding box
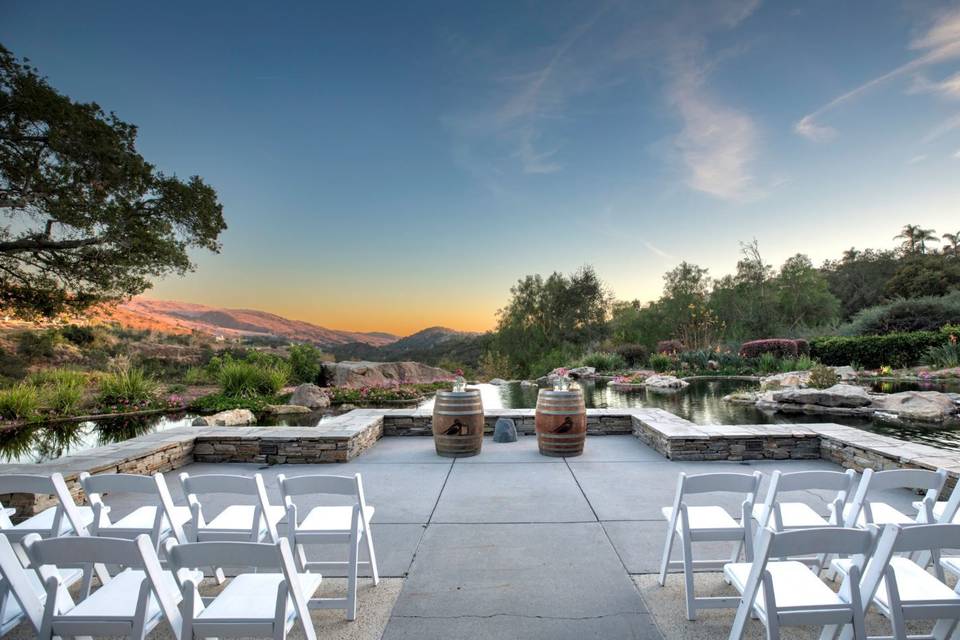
[97,299,399,348]
[330,326,484,364]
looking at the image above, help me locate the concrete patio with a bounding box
[41,432,926,640]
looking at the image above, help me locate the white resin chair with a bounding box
[658,471,763,621]
[832,523,960,640]
[725,526,874,640]
[913,479,960,524]
[0,473,97,545]
[178,472,284,543]
[0,533,52,635]
[752,469,856,532]
[24,533,184,640]
[278,473,378,621]
[166,539,319,640]
[841,468,946,529]
[80,471,191,551]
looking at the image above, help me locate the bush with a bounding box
[839,291,960,335]
[217,360,289,398]
[677,350,711,371]
[288,344,323,384]
[739,339,801,359]
[97,367,160,406]
[656,340,683,355]
[0,384,40,420]
[811,331,946,368]
[184,366,213,385]
[756,352,781,374]
[60,325,96,346]
[17,330,63,359]
[574,351,627,372]
[924,339,960,369]
[808,364,839,389]
[27,369,87,415]
[613,343,649,367]
[648,353,674,372]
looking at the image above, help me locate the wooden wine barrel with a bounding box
[432,390,485,458]
[535,389,587,457]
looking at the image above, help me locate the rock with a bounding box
[339,404,358,411]
[723,390,761,405]
[871,391,959,422]
[567,366,596,379]
[493,418,518,443]
[488,378,508,386]
[771,384,872,408]
[760,370,811,389]
[644,374,689,390]
[192,409,256,426]
[832,366,858,382]
[707,360,720,371]
[289,383,330,409]
[263,404,310,415]
[321,361,451,388]
[520,380,538,388]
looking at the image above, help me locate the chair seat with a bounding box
[2,567,82,633]
[300,505,375,532]
[198,571,322,624]
[914,500,960,523]
[104,505,192,534]
[9,506,96,537]
[202,505,285,533]
[835,556,958,608]
[940,556,960,578]
[753,502,831,529]
[661,506,740,532]
[63,568,185,620]
[842,502,914,527]
[725,560,845,615]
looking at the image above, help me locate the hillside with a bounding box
[94,299,399,348]
[330,326,484,364]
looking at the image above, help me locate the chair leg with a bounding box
[680,533,696,621]
[658,526,675,587]
[931,618,958,640]
[363,527,380,586]
[347,528,360,621]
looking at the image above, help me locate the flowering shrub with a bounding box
[327,381,450,405]
[739,339,801,359]
[656,340,683,355]
[612,372,646,384]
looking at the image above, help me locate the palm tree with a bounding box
[894,224,937,255]
[943,231,960,258]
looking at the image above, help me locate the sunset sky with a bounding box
[3,1,960,336]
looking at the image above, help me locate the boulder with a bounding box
[290,383,331,409]
[263,404,311,415]
[488,378,508,386]
[321,361,451,389]
[520,380,538,388]
[493,418,518,443]
[567,366,596,379]
[644,375,689,390]
[771,384,871,408]
[833,366,858,382]
[871,391,959,423]
[760,370,811,389]
[192,409,256,426]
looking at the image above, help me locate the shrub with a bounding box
[810,331,946,369]
[288,344,323,384]
[756,352,781,374]
[97,367,160,406]
[0,384,40,420]
[574,351,627,372]
[184,366,213,385]
[613,343,649,367]
[648,353,674,372]
[677,350,711,371]
[839,291,960,335]
[17,330,63,359]
[656,340,683,355]
[808,364,839,389]
[191,392,276,413]
[60,325,96,346]
[27,369,88,415]
[924,338,960,369]
[217,360,289,398]
[794,339,810,355]
[777,355,816,372]
[739,339,800,359]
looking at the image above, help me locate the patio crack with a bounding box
[390,611,646,621]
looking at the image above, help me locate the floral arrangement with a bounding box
[553,367,570,391]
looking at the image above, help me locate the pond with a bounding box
[5,378,960,463]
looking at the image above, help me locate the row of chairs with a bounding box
[659,467,960,638]
[0,469,379,637]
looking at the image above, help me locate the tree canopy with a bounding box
[0,45,226,317]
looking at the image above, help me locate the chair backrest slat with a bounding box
[774,469,856,493]
[863,468,947,493]
[168,540,282,572]
[279,473,358,497]
[25,535,143,568]
[80,472,158,496]
[180,473,258,496]
[766,526,874,558]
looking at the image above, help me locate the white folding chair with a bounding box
[166,539,318,640]
[726,526,873,640]
[278,473,378,621]
[178,472,284,543]
[0,473,97,545]
[913,478,960,524]
[752,469,856,532]
[0,533,52,636]
[833,523,960,640]
[842,468,946,529]
[24,533,185,640]
[658,471,762,620]
[80,471,190,551]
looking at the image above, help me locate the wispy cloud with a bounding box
[642,241,675,260]
[908,154,928,164]
[795,7,960,141]
[909,71,960,99]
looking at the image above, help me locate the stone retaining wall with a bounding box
[380,409,633,437]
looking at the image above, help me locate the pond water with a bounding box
[5,378,960,463]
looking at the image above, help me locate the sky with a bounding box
[2,1,960,336]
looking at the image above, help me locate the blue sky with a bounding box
[2,1,959,333]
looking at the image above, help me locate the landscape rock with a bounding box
[520,380,538,388]
[493,418,518,443]
[321,361,451,388]
[567,366,596,379]
[263,404,311,415]
[192,409,256,426]
[644,374,689,390]
[871,391,959,423]
[289,383,331,409]
[488,378,508,386]
[772,384,872,408]
[760,370,811,389]
[833,366,858,381]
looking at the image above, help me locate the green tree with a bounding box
[0,45,226,317]
[820,248,899,319]
[894,224,937,255]
[774,254,840,330]
[885,254,960,298]
[287,343,324,384]
[942,231,960,258]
